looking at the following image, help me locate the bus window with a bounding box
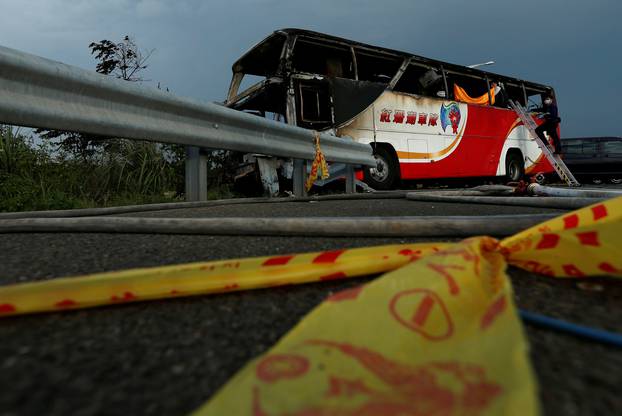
[504,83,526,107]
[484,80,516,108]
[237,74,265,94]
[393,63,444,97]
[445,71,490,105]
[487,80,508,108]
[354,50,402,84]
[296,81,333,129]
[292,38,355,79]
[525,89,544,111]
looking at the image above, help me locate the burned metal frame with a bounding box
[226,77,283,109]
[387,58,411,90]
[224,28,557,196]
[227,28,555,121]
[350,46,358,80]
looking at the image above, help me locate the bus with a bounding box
[225,28,556,190]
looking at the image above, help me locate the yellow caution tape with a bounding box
[0,243,448,316]
[0,197,620,415]
[195,236,537,415]
[192,196,621,415]
[305,132,330,192]
[502,199,620,277]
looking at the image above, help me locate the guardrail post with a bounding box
[345,164,356,194]
[293,159,307,197]
[185,146,207,201]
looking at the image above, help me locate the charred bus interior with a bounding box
[225,29,556,193]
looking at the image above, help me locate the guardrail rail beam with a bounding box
[0,45,376,201]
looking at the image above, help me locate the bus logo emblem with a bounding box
[440,103,461,134]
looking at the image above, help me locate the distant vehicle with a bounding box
[225,28,556,191]
[562,137,622,184]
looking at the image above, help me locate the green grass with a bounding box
[0,126,200,212]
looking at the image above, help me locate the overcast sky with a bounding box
[1,0,619,137]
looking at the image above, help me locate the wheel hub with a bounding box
[509,164,517,178]
[370,155,389,182]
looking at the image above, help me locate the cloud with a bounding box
[135,0,169,18]
[0,0,620,135]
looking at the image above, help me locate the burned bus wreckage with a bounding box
[226,29,557,193]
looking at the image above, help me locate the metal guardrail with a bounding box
[0,45,376,199]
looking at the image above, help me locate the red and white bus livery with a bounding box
[225,29,557,190]
[338,92,554,188]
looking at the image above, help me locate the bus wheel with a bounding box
[365,146,399,190]
[505,151,524,182]
[610,178,622,185]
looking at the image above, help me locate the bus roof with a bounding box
[232,28,553,93]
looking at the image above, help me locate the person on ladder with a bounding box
[535,94,562,154]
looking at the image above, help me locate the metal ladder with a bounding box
[509,100,580,187]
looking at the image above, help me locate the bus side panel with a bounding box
[339,91,471,180]
[427,105,553,178]
[338,91,554,180]
[459,105,514,177]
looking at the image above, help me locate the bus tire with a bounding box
[364,145,399,190]
[505,151,524,182]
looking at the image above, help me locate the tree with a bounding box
[35,36,154,159]
[89,36,153,81]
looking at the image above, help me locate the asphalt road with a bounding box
[1,193,621,416]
